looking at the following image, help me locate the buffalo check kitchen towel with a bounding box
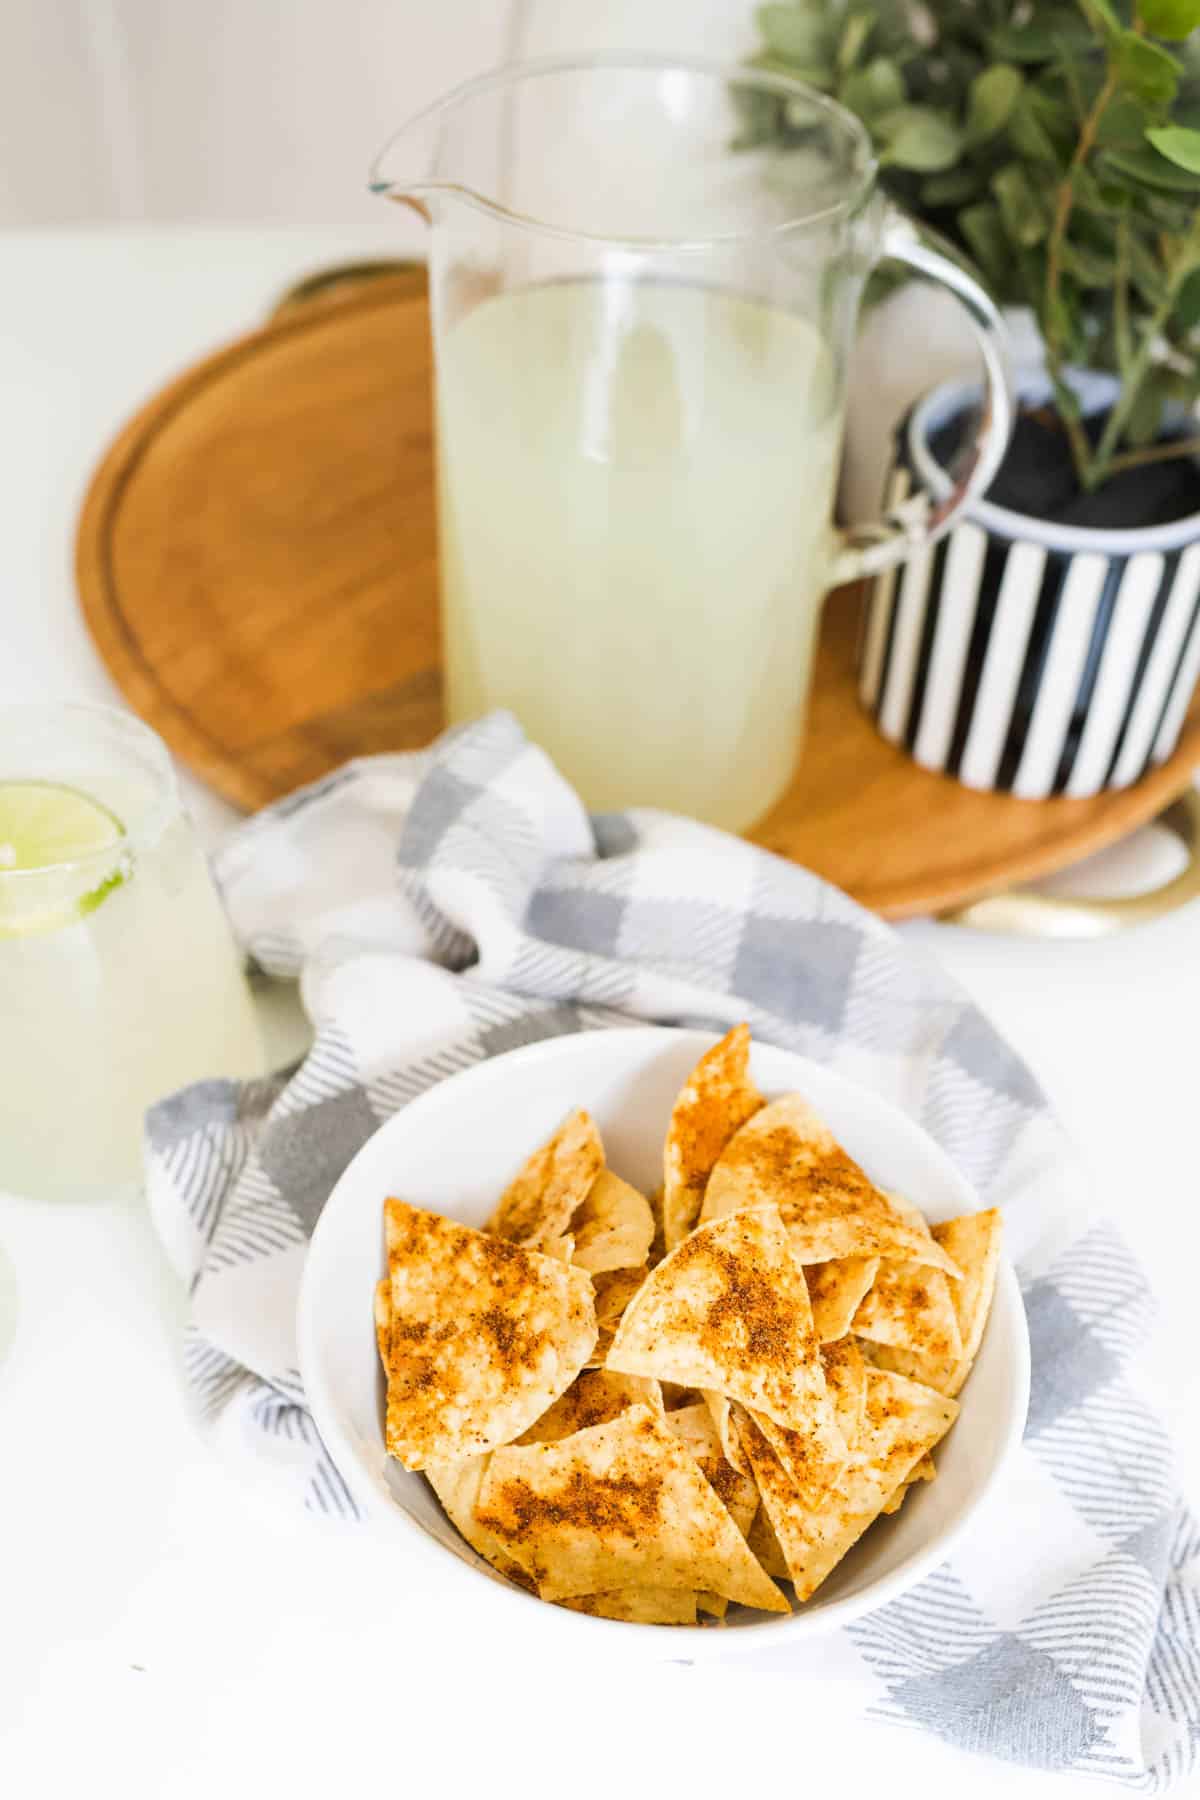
[146,712,1199,1788]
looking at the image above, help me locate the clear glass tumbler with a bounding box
[0,704,263,1199]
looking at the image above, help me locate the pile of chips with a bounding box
[374,1026,1002,1625]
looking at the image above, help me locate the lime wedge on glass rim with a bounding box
[0,781,129,936]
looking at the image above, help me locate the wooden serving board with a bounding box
[76,270,1200,920]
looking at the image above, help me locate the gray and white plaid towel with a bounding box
[146,712,1199,1788]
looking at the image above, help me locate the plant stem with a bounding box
[1103,436,1200,476]
[1114,208,1132,379]
[1043,66,1119,488]
[1089,221,1200,487]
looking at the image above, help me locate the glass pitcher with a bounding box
[372,54,1012,832]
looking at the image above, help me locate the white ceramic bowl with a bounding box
[298,1027,1030,1652]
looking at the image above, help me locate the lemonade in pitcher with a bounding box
[437,281,842,830]
[0,706,263,1199]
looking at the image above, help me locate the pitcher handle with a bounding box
[831,209,1016,586]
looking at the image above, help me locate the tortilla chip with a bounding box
[865,1212,1001,1395]
[605,1206,846,1467]
[696,1590,728,1618]
[384,1198,597,1468]
[820,1336,867,1450]
[374,1278,390,1370]
[560,1587,697,1625]
[486,1109,604,1249]
[701,1389,751,1476]
[936,1209,1003,1396]
[746,1503,789,1582]
[540,1234,575,1263]
[665,1402,759,1537]
[587,1265,648,1366]
[700,1095,960,1276]
[663,1025,764,1250]
[736,1369,958,1601]
[805,1257,880,1342]
[880,1452,937,1514]
[425,1455,533,1588]
[519,1370,662,1445]
[475,1405,789,1611]
[852,1259,964,1393]
[570,1170,655,1276]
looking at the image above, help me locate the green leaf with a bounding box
[967,64,1023,140]
[989,13,1095,62]
[958,202,1009,283]
[1137,0,1200,41]
[1102,144,1200,188]
[840,57,906,120]
[1123,367,1174,446]
[1081,0,1123,36]
[838,10,877,74]
[1127,230,1171,303]
[1058,238,1118,285]
[1070,165,1118,214]
[1009,92,1064,164]
[1113,32,1182,107]
[992,163,1049,246]
[1146,123,1200,172]
[1096,92,1159,150]
[755,4,832,65]
[921,167,985,206]
[1174,265,1200,329]
[875,104,964,171]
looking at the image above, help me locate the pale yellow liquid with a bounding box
[437,280,842,829]
[0,787,262,1199]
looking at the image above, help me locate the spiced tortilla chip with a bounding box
[663,1025,764,1250]
[701,1389,751,1476]
[737,1369,958,1601]
[587,1265,648,1367]
[852,1258,964,1393]
[747,1502,789,1582]
[605,1206,846,1466]
[820,1336,867,1450]
[425,1455,532,1589]
[486,1109,604,1249]
[880,1453,936,1514]
[519,1370,662,1445]
[475,1405,789,1611]
[936,1209,1003,1396]
[805,1257,879,1342]
[384,1198,596,1468]
[665,1402,759,1538]
[700,1095,960,1276]
[374,1278,390,1370]
[866,1210,1002,1396]
[561,1587,697,1624]
[570,1170,655,1276]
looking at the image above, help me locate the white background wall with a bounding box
[0,1,757,227]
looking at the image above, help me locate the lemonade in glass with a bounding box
[0,704,263,1199]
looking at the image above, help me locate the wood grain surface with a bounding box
[76,270,1200,919]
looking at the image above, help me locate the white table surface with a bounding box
[1,229,1198,1800]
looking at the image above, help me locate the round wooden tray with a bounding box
[76,271,1200,920]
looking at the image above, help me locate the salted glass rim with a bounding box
[369,50,880,251]
[0,701,179,884]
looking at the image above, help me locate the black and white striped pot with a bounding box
[859,374,1200,798]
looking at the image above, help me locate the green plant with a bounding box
[745,0,1200,492]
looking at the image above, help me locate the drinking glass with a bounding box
[0,704,263,1199]
[371,54,1012,830]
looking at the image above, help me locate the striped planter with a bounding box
[859,376,1200,798]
